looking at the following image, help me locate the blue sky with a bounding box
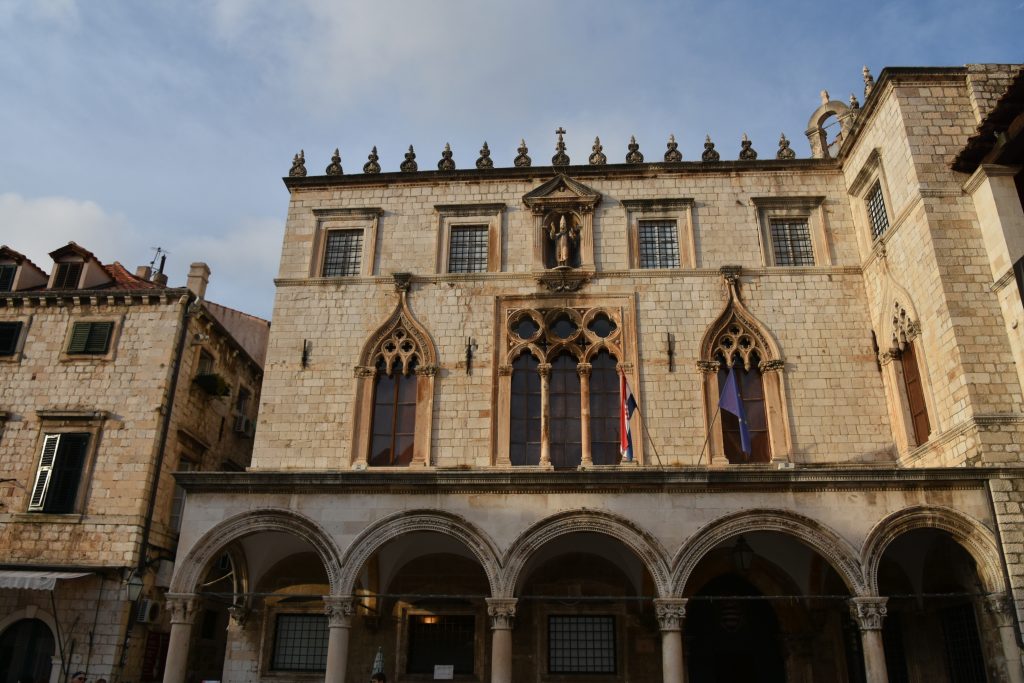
[0,0,1020,319]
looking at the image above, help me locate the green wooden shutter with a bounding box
[28,434,60,510]
[85,322,113,353]
[68,323,91,353]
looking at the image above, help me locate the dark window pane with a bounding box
[588,313,616,338]
[513,316,540,340]
[867,182,889,240]
[368,365,417,466]
[590,351,620,465]
[717,354,770,464]
[549,355,581,469]
[638,220,680,268]
[271,614,328,671]
[44,433,89,514]
[407,615,475,675]
[0,321,22,356]
[510,354,541,466]
[769,219,814,266]
[549,615,616,674]
[448,225,489,273]
[0,264,15,291]
[52,262,83,289]
[550,315,578,339]
[322,230,363,277]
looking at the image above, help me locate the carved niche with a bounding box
[522,174,601,291]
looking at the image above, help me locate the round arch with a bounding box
[169,508,344,595]
[500,509,672,598]
[861,505,1006,595]
[671,509,866,597]
[336,509,502,597]
[0,606,57,643]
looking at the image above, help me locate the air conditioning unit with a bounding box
[233,415,254,437]
[136,598,161,625]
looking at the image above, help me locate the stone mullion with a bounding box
[578,362,592,467]
[538,363,552,467]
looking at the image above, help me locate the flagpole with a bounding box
[696,403,722,467]
[630,406,665,469]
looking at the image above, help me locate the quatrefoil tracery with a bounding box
[374,327,421,375]
[713,318,766,370]
[507,306,622,364]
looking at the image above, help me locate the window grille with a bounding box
[448,225,488,273]
[0,264,15,291]
[271,614,328,671]
[940,603,986,682]
[322,230,363,277]
[866,182,889,240]
[407,614,475,675]
[769,219,815,266]
[0,321,22,356]
[67,321,113,355]
[548,615,616,674]
[638,220,680,268]
[52,262,83,289]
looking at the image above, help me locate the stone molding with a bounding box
[166,593,200,626]
[984,592,1016,628]
[671,508,866,597]
[861,505,1006,595]
[323,596,355,628]
[486,598,518,630]
[653,598,688,631]
[849,597,887,631]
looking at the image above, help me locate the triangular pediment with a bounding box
[522,174,602,212]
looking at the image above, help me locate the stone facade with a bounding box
[0,250,267,682]
[167,64,1024,683]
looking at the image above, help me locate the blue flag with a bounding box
[718,365,752,456]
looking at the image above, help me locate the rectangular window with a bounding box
[196,349,214,376]
[637,220,680,268]
[67,321,113,354]
[271,614,329,671]
[28,433,90,514]
[447,225,489,273]
[769,219,815,266]
[52,262,83,289]
[0,321,22,356]
[549,615,616,674]
[407,614,475,675]
[169,459,197,532]
[866,182,890,240]
[900,342,931,446]
[322,229,363,277]
[0,264,15,291]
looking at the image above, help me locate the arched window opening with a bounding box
[0,618,55,683]
[590,351,620,465]
[369,358,418,466]
[549,354,582,469]
[899,341,930,446]
[510,354,542,466]
[717,351,770,463]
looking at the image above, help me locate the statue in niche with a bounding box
[547,214,580,268]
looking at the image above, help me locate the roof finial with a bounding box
[849,92,860,109]
[437,142,456,171]
[325,148,343,175]
[863,65,874,98]
[664,134,682,162]
[476,141,493,169]
[776,133,796,160]
[552,127,569,166]
[738,133,757,160]
[820,89,830,106]
[400,145,418,172]
[288,150,307,177]
[625,135,644,164]
[589,136,607,165]
[363,146,381,174]
[702,134,720,162]
[514,139,531,167]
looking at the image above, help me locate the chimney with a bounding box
[152,272,168,286]
[187,262,211,300]
[135,265,152,281]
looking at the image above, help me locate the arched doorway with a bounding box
[0,618,55,683]
[878,528,989,682]
[683,531,862,683]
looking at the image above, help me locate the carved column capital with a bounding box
[166,593,200,626]
[849,597,887,631]
[984,592,1016,628]
[653,598,688,632]
[877,350,897,366]
[323,596,355,628]
[759,358,785,373]
[414,364,438,377]
[486,598,518,631]
[576,362,592,378]
[354,365,377,378]
[392,272,412,293]
[227,605,251,629]
[537,363,552,380]
[696,360,720,374]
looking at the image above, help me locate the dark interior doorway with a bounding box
[0,618,55,683]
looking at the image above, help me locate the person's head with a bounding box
[71,673,87,683]
[371,674,387,683]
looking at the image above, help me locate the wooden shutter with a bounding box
[68,323,91,353]
[901,342,931,445]
[68,321,113,354]
[46,433,88,513]
[28,434,60,510]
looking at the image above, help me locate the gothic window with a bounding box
[884,301,931,449]
[501,304,634,468]
[716,350,770,463]
[369,357,418,466]
[900,341,930,445]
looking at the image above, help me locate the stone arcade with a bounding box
[166,64,1024,682]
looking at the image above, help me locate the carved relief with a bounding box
[324,596,355,628]
[849,597,887,631]
[357,289,438,373]
[166,594,200,625]
[891,301,921,350]
[654,598,688,631]
[486,598,518,630]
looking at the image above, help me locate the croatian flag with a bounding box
[620,373,638,462]
[719,365,752,455]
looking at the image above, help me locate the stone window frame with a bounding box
[24,409,108,518]
[877,299,936,454]
[309,207,383,278]
[59,315,124,363]
[621,198,696,269]
[434,203,505,274]
[849,148,896,253]
[750,196,832,267]
[260,602,330,676]
[0,314,32,363]
[397,606,487,679]
[492,293,642,468]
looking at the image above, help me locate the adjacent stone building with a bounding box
[163,64,1024,683]
[0,246,268,682]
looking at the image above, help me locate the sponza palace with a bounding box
[7,63,1024,683]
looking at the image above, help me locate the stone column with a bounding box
[487,598,517,683]
[654,598,688,683]
[577,362,592,467]
[324,596,354,683]
[162,593,199,683]
[538,363,552,467]
[985,593,1024,683]
[849,597,889,683]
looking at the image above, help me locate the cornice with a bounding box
[0,288,189,308]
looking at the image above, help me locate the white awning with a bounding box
[0,570,92,591]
